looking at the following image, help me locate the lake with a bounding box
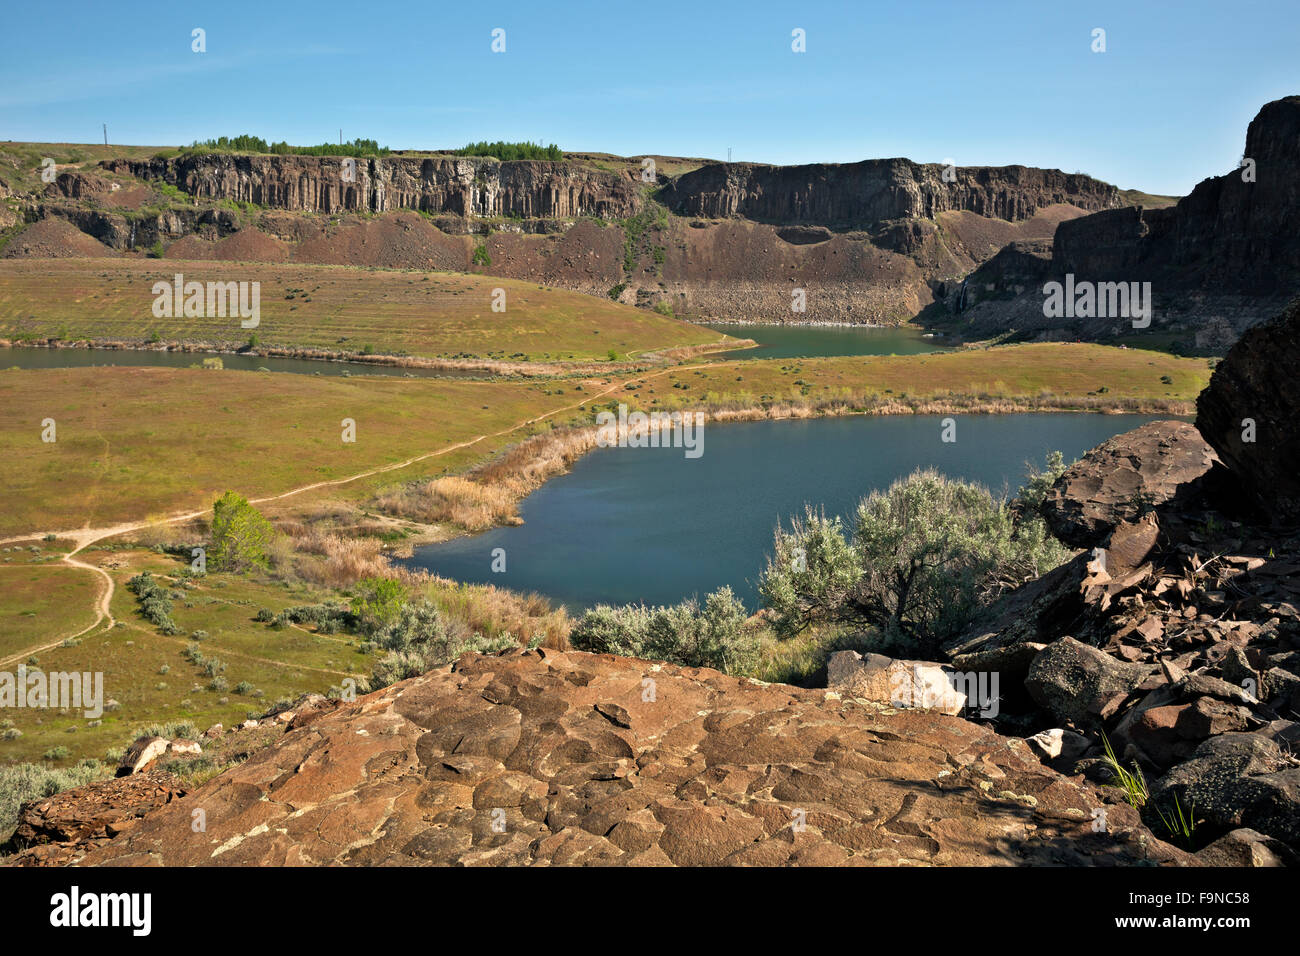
[0,346,484,378]
[3,322,944,376]
[400,412,1176,611]
[704,322,945,359]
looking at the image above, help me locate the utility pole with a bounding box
[727,146,732,162]
[339,128,342,145]
[103,123,107,146]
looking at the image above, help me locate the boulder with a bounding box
[1025,637,1152,725]
[1195,828,1298,867]
[1196,297,1300,523]
[1152,734,1300,846]
[827,651,968,715]
[1025,728,1091,762]
[1113,686,1252,769]
[1041,422,1218,548]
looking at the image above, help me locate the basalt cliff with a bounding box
[4,144,1123,326]
[4,98,1296,342]
[941,96,1300,350]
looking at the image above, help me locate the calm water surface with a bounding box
[705,322,945,360]
[1,347,483,378]
[401,413,1178,610]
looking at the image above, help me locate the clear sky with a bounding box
[2,0,1297,196]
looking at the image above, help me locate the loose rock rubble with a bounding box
[7,772,185,867]
[942,300,1300,862]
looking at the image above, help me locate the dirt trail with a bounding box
[0,359,721,660]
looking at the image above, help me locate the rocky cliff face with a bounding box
[104,154,643,221]
[1196,297,1300,522]
[1056,97,1300,291]
[660,159,1120,228]
[946,96,1300,347]
[4,145,1131,325]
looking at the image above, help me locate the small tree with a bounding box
[208,491,276,573]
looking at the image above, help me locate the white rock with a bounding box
[1026,728,1091,762]
[827,650,968,716]
[117,735,170,775]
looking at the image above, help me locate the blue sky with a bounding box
[2,0,1297,195]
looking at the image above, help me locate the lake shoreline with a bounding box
[391,408,1187,611]
[0,337,747,379]
[373,392,1196,551]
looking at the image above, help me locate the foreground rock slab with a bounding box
[79,650,1186,866]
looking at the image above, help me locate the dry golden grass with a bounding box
[423,576,569,650]
[376,428,600,531]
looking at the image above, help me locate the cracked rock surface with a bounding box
[81,649,1185,866]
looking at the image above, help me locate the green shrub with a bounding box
[126,571,179,634]
[569,604,654,657]
[471,244,491,267]
[129,721,199,740]
[369,601,517,689]
[760,469,1070,656]
[570,587,758,675]
[280,602,354,633]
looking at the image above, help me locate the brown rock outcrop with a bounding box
[7,772,185,867]
[1195,297,1300,523]
[1041,421,1219,547]
[77,649,1184,867]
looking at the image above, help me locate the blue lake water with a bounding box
[400,412,1177,610]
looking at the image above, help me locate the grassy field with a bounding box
[0,259,726,361]
[0,563,102,659]
[0,547,363,765]
[0,142,176,195]
[609,343,1212,411]
[0,344,1211,539]
[0,365,595,536]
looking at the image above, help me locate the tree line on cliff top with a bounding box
[185,135,562,161]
